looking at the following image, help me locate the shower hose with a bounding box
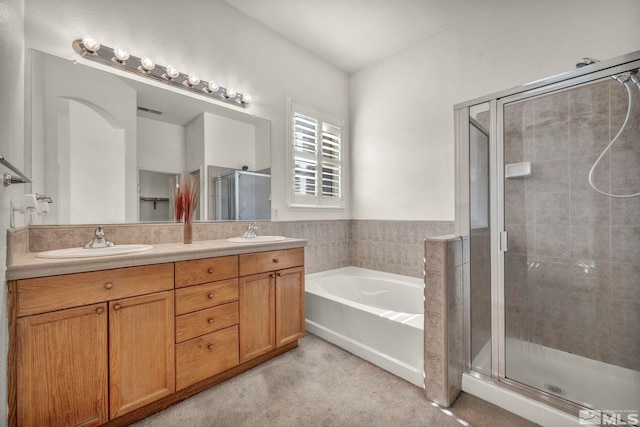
[588,70,640,198]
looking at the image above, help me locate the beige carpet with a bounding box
[133,334,538,426]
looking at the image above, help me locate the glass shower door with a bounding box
[501,76,640,420]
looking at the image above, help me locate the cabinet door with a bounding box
[109,291,175,418]
[275,266,306,347]
[17,303,108,427]
[239,272,275,363]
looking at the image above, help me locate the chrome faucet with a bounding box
[241,222,258,238]
[84,226,115,249]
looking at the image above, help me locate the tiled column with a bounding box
[424,235,463,407]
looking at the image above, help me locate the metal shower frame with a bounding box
[454,50,640,417]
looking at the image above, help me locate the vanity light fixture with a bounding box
[112,46,129,63]
[205,80,219,93]
[186,73,200,87]
[164,65,180,80]
[139,56,155,72]
[224,87,237,98]
[81,35,100,53]
[72,36,251,108]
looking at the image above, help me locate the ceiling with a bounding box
[224,0,496,74]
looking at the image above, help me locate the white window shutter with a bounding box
[288,100,343,208]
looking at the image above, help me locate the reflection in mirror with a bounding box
[29,50,271,224]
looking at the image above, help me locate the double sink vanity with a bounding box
[6,234,306,426]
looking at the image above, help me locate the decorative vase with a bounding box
[184,222,193,244]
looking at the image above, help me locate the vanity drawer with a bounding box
[175,279,238,315]
[239,248,304,276]
[175,301,239,343]
[175,255,238,288]
[16,264,174,317]
[175,325,239,390]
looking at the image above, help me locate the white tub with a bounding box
[305,267,425,388]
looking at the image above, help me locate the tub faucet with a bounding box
[241,222,258,238]
[84,226,115,249]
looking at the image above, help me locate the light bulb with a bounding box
[165,65,179,79]
[206,80,219,93]
[225,87,236,98]
[81,35,100,52]
[140,56,155,72]
[186,73,200,86]
[241,92,252,104]
[113,46,129,62]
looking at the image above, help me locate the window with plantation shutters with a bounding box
[288,100,344,208]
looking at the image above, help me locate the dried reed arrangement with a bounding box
[173,172,199,243]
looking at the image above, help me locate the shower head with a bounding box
[576,58,600,68]
[611,69,639,85]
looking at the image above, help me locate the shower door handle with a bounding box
[499,231,509,252]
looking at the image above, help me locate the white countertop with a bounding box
[7,238,307,281]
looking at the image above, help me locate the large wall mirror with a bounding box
[29,50,271,225]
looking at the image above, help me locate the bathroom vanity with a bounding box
[6,238,306,427]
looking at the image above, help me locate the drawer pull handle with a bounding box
[208,344,214,350]
[208,318,215,325]
[207,267,214,274]
[104,283,113,289]
[208,293,215,299]
[272,258,279,263]
[113,304,121,311]
[96,307,104,314]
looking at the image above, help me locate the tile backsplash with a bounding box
[10,219,453,279]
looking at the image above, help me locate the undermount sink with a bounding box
[37,244,153,259]
[226,236,286,243]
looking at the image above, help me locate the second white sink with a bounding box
[37,244,153,259]
[226,236,286,243]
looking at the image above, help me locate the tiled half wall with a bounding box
[424,235,464,407]
[10,220,454,278]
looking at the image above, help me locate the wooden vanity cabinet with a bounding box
[13,264,175,426]
[174,258,240,391]
[238,248,305,363]
[10,245,305,426]
[109,290,175,418]
[16,303,108,427]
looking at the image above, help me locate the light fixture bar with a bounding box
[72,37,251,108]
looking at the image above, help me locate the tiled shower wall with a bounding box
[14,220,453,279]
[504,78,640,371]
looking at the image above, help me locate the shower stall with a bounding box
[211,170,271,221]
[455,51,640,425]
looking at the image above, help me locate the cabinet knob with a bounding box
[207,267,214,274]
[104,283,113,289]
[96,307,104,314]
[277,272,282,277]
[269,273,275,278]
[272,258,279,263]
[113,304,121,311]
[208,344,214,350]
[208,318,215,325]
[208,292,215,299]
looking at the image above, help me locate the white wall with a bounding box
[31,52,137,223]
[24,0,351,221]
[350,0,640,220]
[68,101,126,224]
[137,117,185,174]
[0,0,24,421]
[204,112,256,170]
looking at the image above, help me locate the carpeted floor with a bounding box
[132,334,539,426]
